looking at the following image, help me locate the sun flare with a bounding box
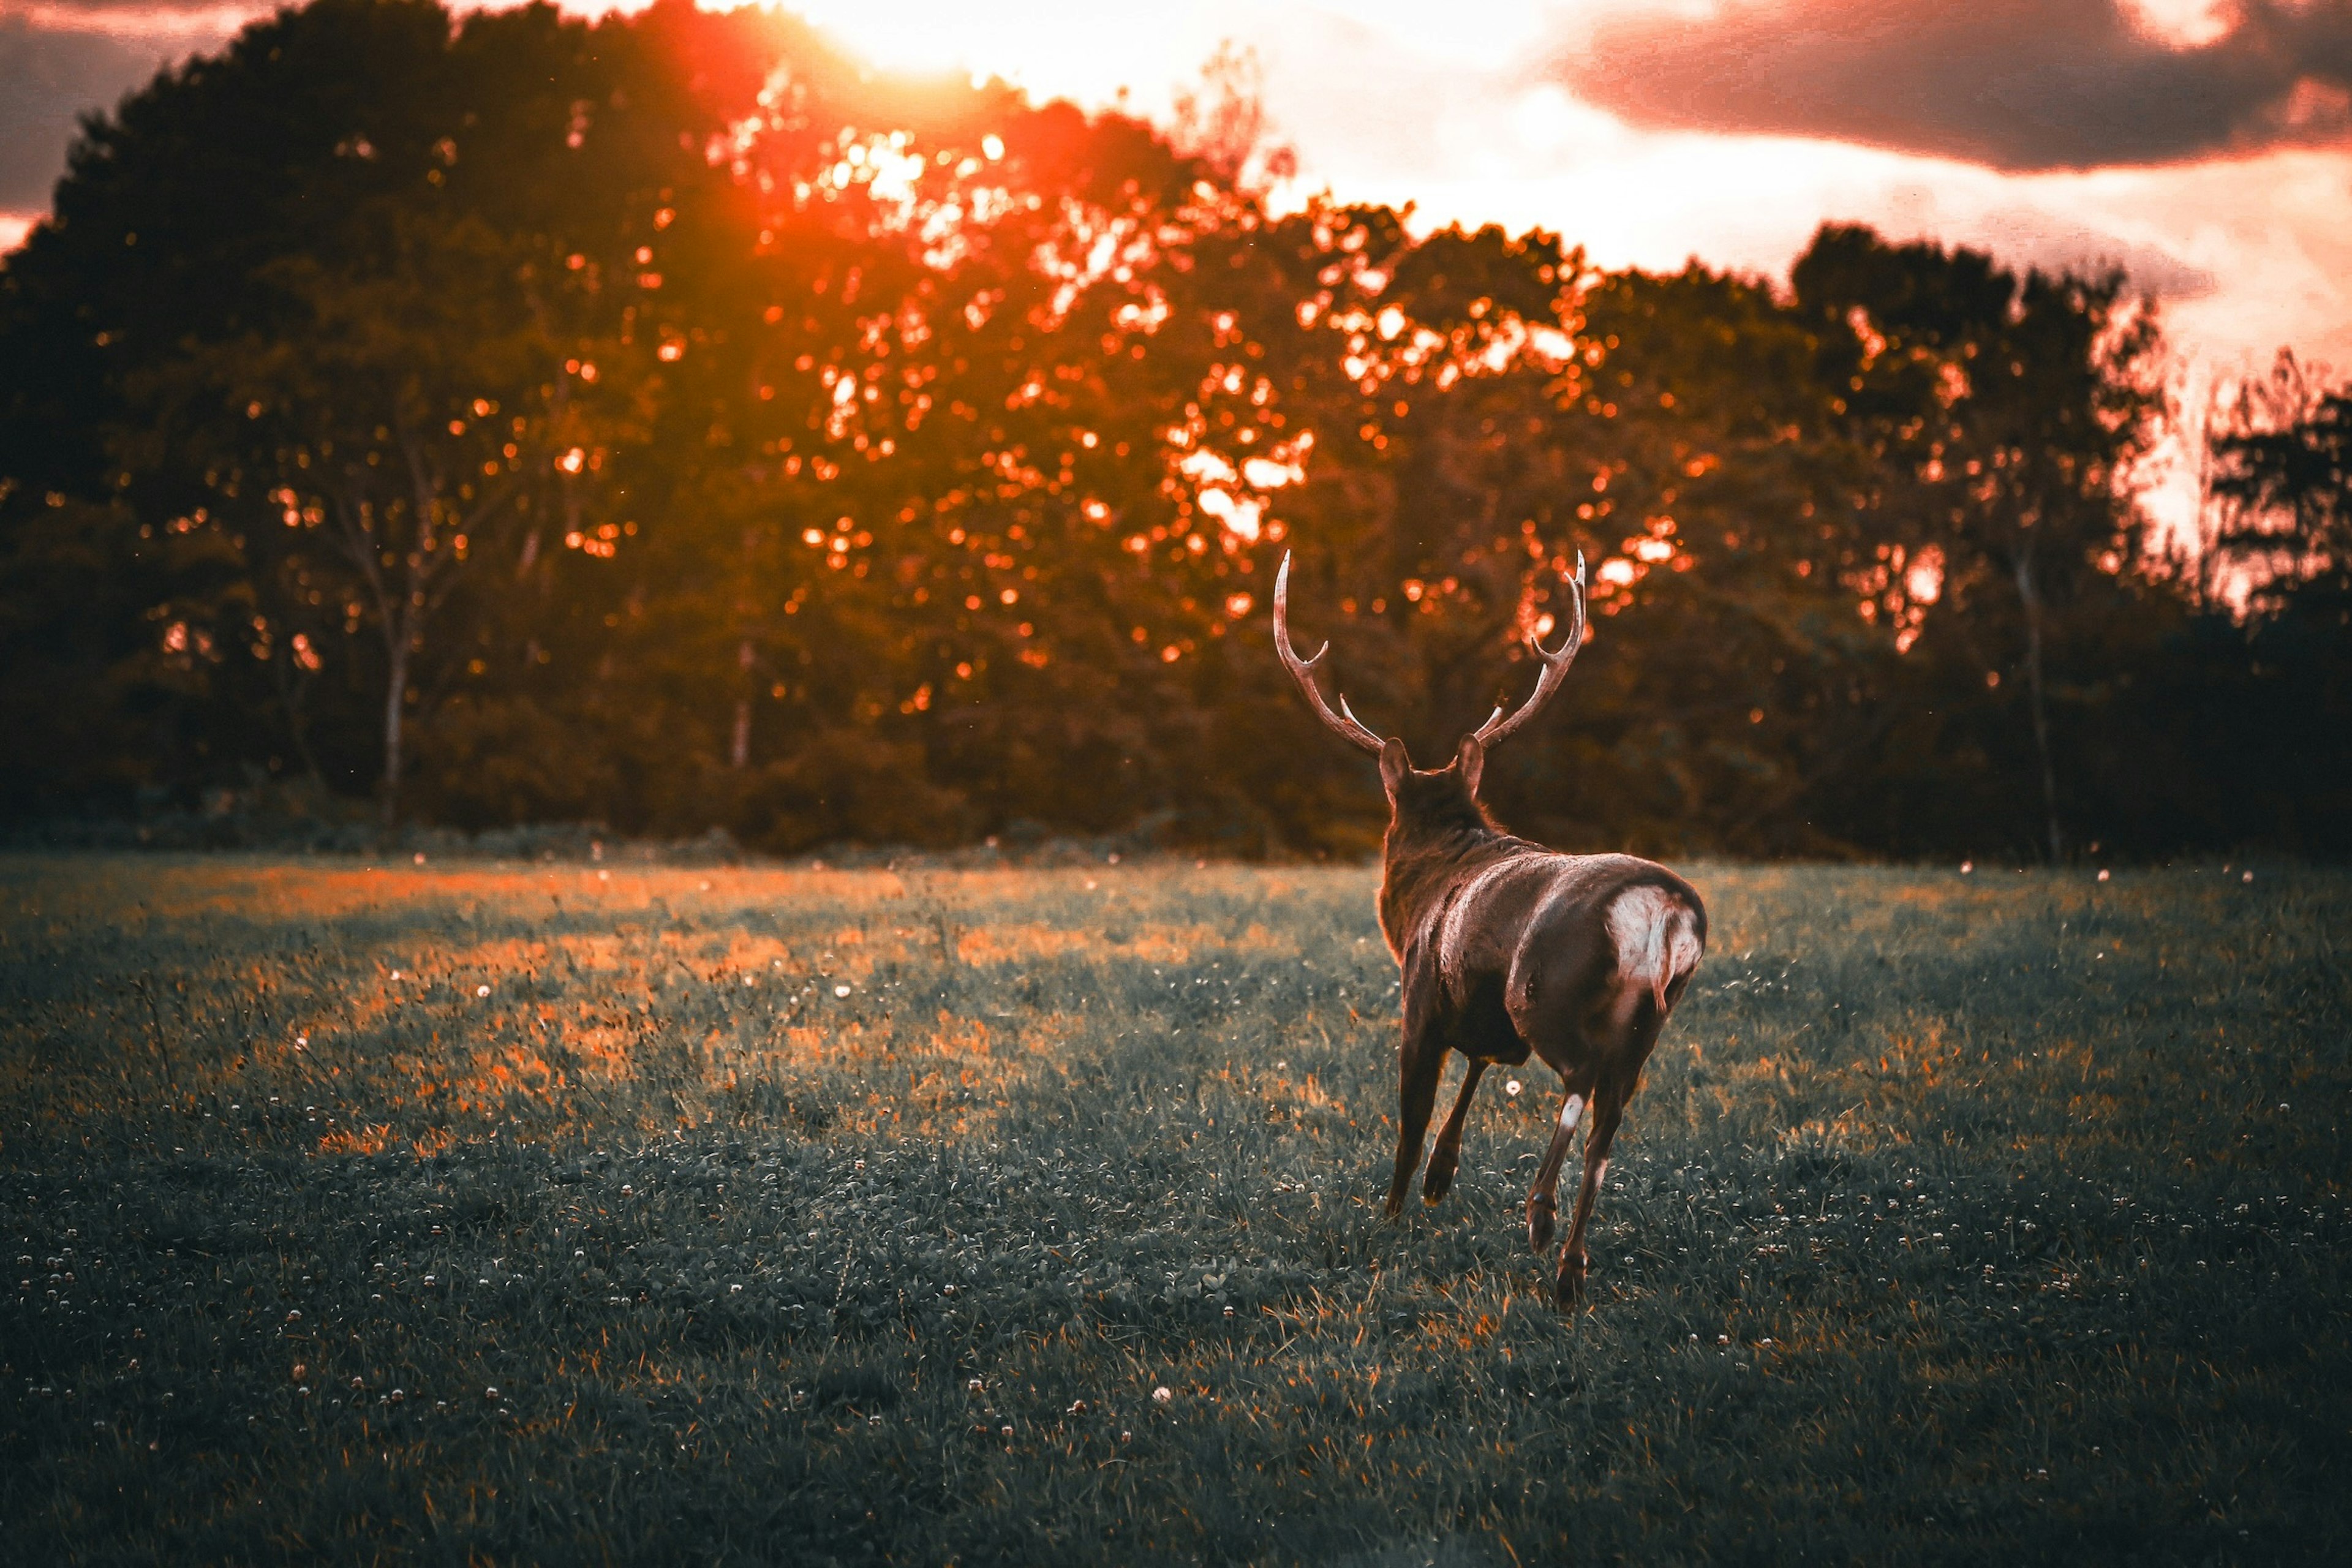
[774,0,1180,104]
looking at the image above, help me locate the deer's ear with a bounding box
[1457,734,1484,797]
[1378,737,1409,797]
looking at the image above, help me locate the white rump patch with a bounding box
[1606,884,1703,1012]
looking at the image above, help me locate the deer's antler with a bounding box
[1471,552,1587,750]
[1273,552,1387,756]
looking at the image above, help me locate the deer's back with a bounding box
[1413,846,1703,1047]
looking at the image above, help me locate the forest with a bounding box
[2,0,2345,861]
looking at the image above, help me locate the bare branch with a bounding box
[323,484,397,636]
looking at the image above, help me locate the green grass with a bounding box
[1,854,2347,1565]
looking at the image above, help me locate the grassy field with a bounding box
[1,854,2346,1565]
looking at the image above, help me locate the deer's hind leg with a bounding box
[1555,1091,1625,1307]
[1552,985,1666,1305]
[1525,1086,1585,1253]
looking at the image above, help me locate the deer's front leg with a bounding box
[1385,1038,1445,1219]
[1384,965,1446,1219]
[1421,1058,1485,1205]
[1525,1088,1583,1253]
[1555,1096,1623,1308]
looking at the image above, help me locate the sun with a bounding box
[779,0,986,77]
[769,0,1205,110]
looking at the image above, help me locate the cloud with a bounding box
[1554,0,2352,172]
[0,9,241,209]
[1891,192,2218,296]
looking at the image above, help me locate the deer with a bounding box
[1273,551,1706,1306]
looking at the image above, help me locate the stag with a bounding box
[1273,552,1706,1306]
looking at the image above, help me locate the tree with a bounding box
[6,0,2328,859]
[2206,361,2352,851]
[2212,355,2352,605]
[141,208,639,827]
[1793,226,2165,861]
[0,0,731,824]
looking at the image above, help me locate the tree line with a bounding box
[2,0,2343,859]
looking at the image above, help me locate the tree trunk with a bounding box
[731,637,756,769]
[382,625,410,835]
[2013,545,2064,862]
[268,650,328,796]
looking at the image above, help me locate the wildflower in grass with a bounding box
[1152,1385,1172,1404]
[1506,1080,1522,1097]
[476,985,491,997]
[834,984,851,997]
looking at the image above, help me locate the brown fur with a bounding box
[1273,551,1703,1305]
[1370,736,1706,1307]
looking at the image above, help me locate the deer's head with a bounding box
[1272,551,1588,839]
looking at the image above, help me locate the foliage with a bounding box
[2,856,2346,1561]
[0,0,2343,858]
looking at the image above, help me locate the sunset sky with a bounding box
[4,0,2348,378]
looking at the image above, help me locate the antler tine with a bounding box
[1472,551,1588,750]
[1273,552,1387,756]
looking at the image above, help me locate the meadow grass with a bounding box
[1,853,2346,1566]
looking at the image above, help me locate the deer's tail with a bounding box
[1606,883,1705,1014]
